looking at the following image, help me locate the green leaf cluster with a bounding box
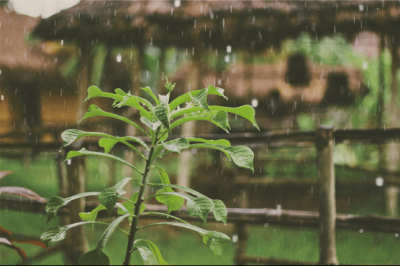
[42,80,257,265]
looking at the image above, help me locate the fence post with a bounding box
[315,125,338,265]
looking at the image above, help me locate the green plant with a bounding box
[0,171,49,264]
[40,79,259,265]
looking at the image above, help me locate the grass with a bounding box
[1,153,399,265]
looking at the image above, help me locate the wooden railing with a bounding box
[1,127,399,264]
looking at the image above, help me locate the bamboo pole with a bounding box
[377,34,386,169]
[385,32,400,218]
[176,47,202,190]
[3,198,400,234]
[123,45,144,196]
[64,42,91,265]
[315,125,338,265]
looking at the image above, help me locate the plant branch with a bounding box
[122,129,160,265]
[140,212,189,225]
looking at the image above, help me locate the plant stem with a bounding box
[122,137,157,265]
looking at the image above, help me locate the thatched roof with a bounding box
[0,6,62,83]
[170,59,368,109]
[32,1,399,52]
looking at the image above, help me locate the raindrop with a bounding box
[232,234,238,243]
[174,0,181,8]
[359,229,364,233]
[218,79,222,86]
[116,53,122,62]
[67,159,72,165]
[251,98,258,108]
[224,55,230,63]
[362,61,368,69]
[395,233,399,237]
[375,177,384,187]
[61,40,64,46]
[226,45,232,53]
[1,95,3,101]
[53,152,59,158]
[191,148,197,154]
[264,223,269,228]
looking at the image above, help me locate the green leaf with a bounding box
[156,189,184,214]
[141,87,159,104]
[161,138,189,154]
[41,221,93,245]
[99,136,149,153]
[188,144,254,172]
[61,129,146,158]
[190,88,210,111]
[66,148,142,174]
[98,178,132,215]
[154,192,212,223]
[79,105,148,136]
[135,240,169,265]
[148,183,203,198]
[95,214,130,251]
[187,196,213,223]
[154,95,170,132]
[41,226,68,246]
[210,105,259,130]
[85,86,119,102]
[186,138,231,147]
[79,205,107,227]
[203,231,231,257]
[78,250,110,265]
[117,193,145,223]
[114,96,152,120]
[46,193,100,224]
[98,139,118,154]
[85,86,153,112]
[210,111,230,133]
[78,214,129,265]
[169,85,227,111]
[170,110,230,133]
[164,76,176,93]
[140,117,162,132]
[211,200,227,224]
[137,246,158,265]
[138,222,230,257]
[153,167,184,213]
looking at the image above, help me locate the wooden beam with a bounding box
[315,126,338,265]
[2,128,400,153]
[1,198,399,234]
[236,255,316,265]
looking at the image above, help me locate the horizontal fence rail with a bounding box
[1,198,399,234]
[1,128,399,152]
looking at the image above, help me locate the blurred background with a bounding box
[0,0,399,265]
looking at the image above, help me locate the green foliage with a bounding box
[41,80,258,265]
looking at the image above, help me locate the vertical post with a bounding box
[386,32,399,217]
[377,34,386,168]
[316,125,338,265]
[243,51,254,104]
[157,48,166,94]
[123,45,144,196]
[102,45,117,187]
[176,47,201,190]
[65,42,90,265]
[234,185,250,265]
